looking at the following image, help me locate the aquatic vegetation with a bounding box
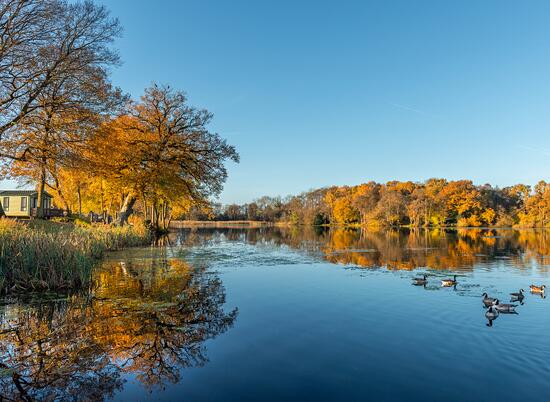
[0,220,151,294]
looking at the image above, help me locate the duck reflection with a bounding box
[485,306,499,327]
[0,256,237,401]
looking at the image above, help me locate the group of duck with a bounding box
[482,285,546,325]
[412,273,546,326]
[412,273,459,288]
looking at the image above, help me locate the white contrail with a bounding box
[388,102,439,119]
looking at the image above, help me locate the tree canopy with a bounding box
[0,1,238,228]
[191,179,550,228]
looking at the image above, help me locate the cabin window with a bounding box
[31,197,37,209]
[21,196,27,211]
[2,197,8,211]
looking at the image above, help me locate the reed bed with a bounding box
[0,219,151,294]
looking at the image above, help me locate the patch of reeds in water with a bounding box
[0,219,151,294]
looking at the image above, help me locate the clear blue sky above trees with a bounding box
[10,0,550,203]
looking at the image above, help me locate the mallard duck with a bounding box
[482,293,498,307]
[530,284,546,294]
[494,300,518,313]
[510,289,525,299]
[441,275,457,287]
[412,274,428,286]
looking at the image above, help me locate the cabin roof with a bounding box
[0,190,52,197]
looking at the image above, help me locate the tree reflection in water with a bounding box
[0,252,237,401]
[3,227,550,399]
[175,226,550,272]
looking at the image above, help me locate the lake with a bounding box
[2,226,550,401]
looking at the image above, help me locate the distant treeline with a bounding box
[183,179,550,228]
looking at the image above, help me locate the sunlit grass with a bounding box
[0,219,151,294]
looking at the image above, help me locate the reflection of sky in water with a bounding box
[2,227,550,401]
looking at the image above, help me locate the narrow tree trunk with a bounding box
[108,197,114,224]
[48,172,70,213]
[77,184,82,216]
[0,202,5,218]
[36,165,46,218]
[153,201,159,231]
[100,181,106,222]
[116,193,137,226]
[160,201,166,230]
[143,195,148,221]
[163,204,172,231]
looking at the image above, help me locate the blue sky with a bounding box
[5,0,550,203]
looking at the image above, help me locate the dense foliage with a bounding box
[190,179,550,228]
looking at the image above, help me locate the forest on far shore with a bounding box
[184,179,550,228]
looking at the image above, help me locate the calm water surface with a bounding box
[2,227,550,401]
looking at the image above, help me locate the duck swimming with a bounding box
[510,289,525,300]
[494,300,518,313]
[482,293,497,307]
[441,275,457,287]
[412,274,428,286]
[530,284,546,294]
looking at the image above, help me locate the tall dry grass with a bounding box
[0,219,151,294]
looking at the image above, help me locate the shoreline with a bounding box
[169,220,550,230]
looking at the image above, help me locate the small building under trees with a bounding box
[0,190,59,218]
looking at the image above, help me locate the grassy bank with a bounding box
[0,219,151,294]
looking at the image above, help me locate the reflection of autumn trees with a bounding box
[318,228,535,270]
[175,227,550,271]
[0,257,237,401]
[320,228,530,270]
[516,230,550,263]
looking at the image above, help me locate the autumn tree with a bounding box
[351,182,381,225]
[374,186,406,226]
[519,181,550,227]
[246,202,259,220]
[89,84,239,228]
[0,0,122,217]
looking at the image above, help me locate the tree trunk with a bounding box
[0,202,5,218]
[77,184,82,216]
[143,196,148,221]
[36,165,46,218]
[108,196,114,224]
[163,203,172,231]
[48,172,70,213]
[116,193,137,226]
[100,181,106,222]
[153,201,159,231]
[160,201,166,230]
